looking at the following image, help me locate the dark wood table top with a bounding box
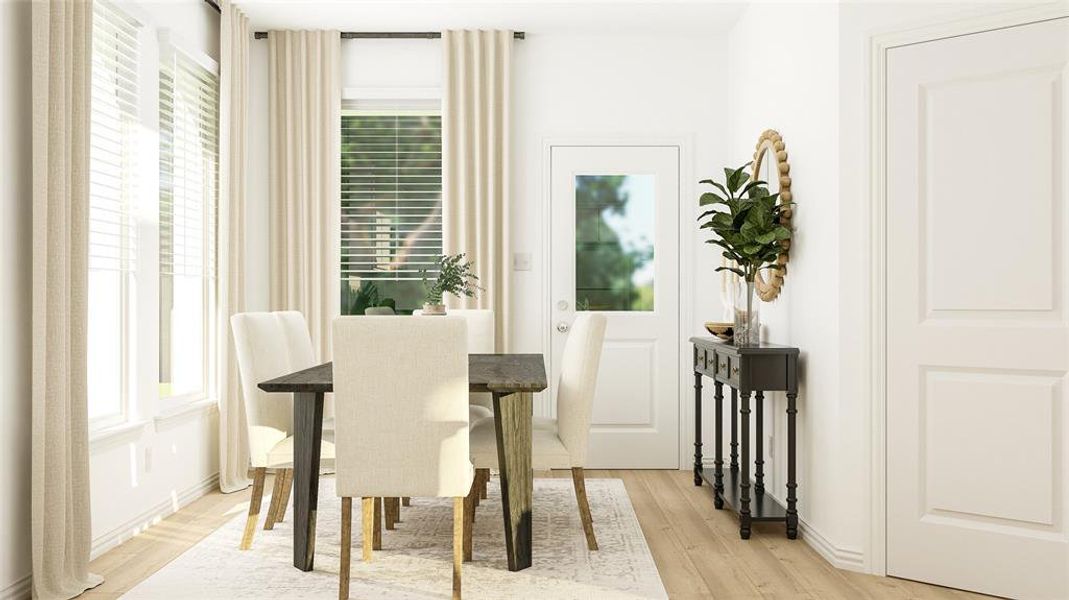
[690,336,800,355]
[258,353,548,395]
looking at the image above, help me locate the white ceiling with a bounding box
[236,0,749,35]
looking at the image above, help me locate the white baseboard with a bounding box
[799,518,866,572]
[91,472,220,559]
[0,575,30,600]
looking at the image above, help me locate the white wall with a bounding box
[1,1,32,596]
[724,0,850,566]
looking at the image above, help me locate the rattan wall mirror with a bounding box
[751,129,792,301]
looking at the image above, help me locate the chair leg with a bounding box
[463,481,476,562]
[264,469,287,530]
[276,468,293,522]
[571,467,598,551]
[453,497,464,600]
[340,497,352,600]
[373,497,383,550]
[384,497,399,530]
[239,468,266,550]
[401,497,410,507]
[362,497,375,562]
[478,469,489,500]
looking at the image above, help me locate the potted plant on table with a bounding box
[698,163,792,345]
[420,253,481,315]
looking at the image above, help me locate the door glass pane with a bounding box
[575,174,654,311]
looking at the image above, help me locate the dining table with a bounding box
[258,353,548,573]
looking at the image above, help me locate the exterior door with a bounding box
[549,145,680,469]
[886,18,1069,599]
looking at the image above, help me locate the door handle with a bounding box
[556,321,570,333]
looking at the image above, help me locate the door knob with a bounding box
[556,321,570,333]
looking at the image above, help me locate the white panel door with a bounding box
[887,18,1069,599]
[549,145,680,468]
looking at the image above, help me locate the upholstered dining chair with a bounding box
[231,311,336,550]
[469,312,607,551]
[333,316,474,600]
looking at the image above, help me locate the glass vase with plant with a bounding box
[420,253,481,315]
[698,163,792,345]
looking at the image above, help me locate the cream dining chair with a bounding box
[333,316,474,600]
[469,312,607,551]
[231,311,336,550]
[412,308,496,502]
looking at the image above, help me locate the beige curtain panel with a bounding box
[30,0,103,597]
[268,30,341,372]
[218,0,252,494]
[442,30,512,352]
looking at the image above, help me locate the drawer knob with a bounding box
[720,362,727,370]
[732,366,739,375]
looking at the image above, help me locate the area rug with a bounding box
[121,477,667,599]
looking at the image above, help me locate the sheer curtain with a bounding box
[442,30,512,351]
[267,30,341,383]
[218,0,252,494]
[30,0,103,597]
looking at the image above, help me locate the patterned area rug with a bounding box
[121,477,667,599]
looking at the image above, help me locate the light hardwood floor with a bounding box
[83,470,989,600]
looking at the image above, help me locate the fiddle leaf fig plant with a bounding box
[698,162,792,283]
[421,253,481,305]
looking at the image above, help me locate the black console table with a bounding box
[690,337,799,539]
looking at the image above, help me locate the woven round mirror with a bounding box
[750,129,792,301]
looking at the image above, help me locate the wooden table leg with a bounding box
[786,391,799,539]
[713,381,724,509]
[739,388,752,540]
[693,371,703,486]
[730,387,738,471]
[492,391,533,571]
[755,391,765,495]
[292,391,324,571]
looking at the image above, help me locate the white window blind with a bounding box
[89,0,140,273]
[88,0,140,425]
[340,108,443,286]
[159,45,219,281]
[158,40,218,401]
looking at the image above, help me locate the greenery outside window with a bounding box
[340,101,443,314]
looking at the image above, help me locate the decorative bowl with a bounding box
[704,321,733,341]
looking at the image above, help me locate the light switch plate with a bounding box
[513,252,532,271]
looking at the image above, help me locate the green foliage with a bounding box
[346,281,397,315]
[698,162,793,282]
[421,253,480,305]
[575,175,654,311]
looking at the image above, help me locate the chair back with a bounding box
[363,306,395,316]
[332,316,473,498]
[230,311,317,466]
[555,313,607,466]
[413,308,494,353]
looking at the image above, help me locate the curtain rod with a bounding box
[204,0,221,13]
[253,31,525,40]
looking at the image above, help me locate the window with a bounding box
[339,103,443,314]
[88,0,140,426]
[158,41,219,401]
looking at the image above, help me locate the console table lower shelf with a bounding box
[699,468,787,521]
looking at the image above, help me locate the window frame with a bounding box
[339,88,444,314]
[156,30,220,411]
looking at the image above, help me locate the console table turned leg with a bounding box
[730,387,738,472]
[754,391,765,496]
[713,381,724,509]
[786,392,799,539]
[739,389,752,539]
[693,371,703,486]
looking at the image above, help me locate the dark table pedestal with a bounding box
[690,337,799,540]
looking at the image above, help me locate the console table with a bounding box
[690,337,799,539]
